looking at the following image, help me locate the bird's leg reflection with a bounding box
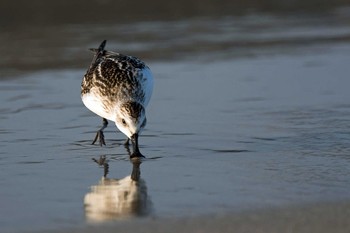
[92,155,109,177]
[84,155,151,222]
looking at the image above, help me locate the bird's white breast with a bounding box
[82,90,116,122]
[140,67,154,107]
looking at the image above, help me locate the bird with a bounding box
[81,40,154,157]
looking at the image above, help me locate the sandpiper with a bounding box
[81,40,154,157]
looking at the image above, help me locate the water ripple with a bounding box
[10,103,66,114]
[16,161,45,165]
[201,148,252,154]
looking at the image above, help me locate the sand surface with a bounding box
[40,202,350,233]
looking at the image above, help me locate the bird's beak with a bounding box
[130,133,144,158]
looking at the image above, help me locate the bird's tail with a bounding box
[87,40,107,70]
[89,40,107,54]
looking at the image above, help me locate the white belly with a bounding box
[82,92,116,122]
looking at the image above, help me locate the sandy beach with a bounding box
[39,201,350,233]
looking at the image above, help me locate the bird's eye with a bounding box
[122,119,127,125]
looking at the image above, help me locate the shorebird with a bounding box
[81,40,154,157]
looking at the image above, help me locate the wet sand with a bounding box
[1,46,350,232]
[41,201,350,233]
[1,45,350,232]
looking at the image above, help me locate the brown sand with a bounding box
[44,201,350,233]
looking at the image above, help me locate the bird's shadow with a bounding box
[84,154,152,222]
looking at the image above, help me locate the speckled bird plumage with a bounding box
[81,40,153,156]
[82,51,152,121]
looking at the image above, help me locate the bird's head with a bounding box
[115,102,147,139]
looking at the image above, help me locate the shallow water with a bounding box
[1,13,350,232]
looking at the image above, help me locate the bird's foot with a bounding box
[92,130,106,146]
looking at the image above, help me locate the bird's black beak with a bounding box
[130,133,144,158]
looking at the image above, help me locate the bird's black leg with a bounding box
[124,138,130,146]
[123,138,130,153]
[125,143,132,155]
[92,118,108,146]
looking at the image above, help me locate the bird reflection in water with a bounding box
[84,155,152,222]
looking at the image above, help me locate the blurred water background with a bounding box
[1,0,350,232]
